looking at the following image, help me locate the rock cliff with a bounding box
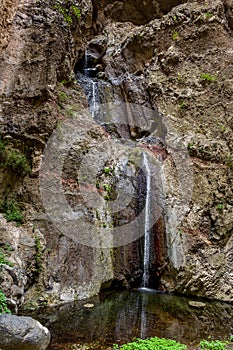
[0,0,232,308]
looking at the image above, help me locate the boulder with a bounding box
[0,314,50,350]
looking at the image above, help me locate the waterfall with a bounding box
[142,152,151,289]
[76,49,160,289]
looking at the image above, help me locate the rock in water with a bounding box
[0,314,51,350]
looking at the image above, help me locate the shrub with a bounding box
[1,199,24,224]
[0,290,11,314]
[54,1,81,25]
[114,337,187,349]
[200,340,227,350]
[5,150,31,175]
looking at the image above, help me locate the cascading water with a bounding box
[76,49,159,290]
[142,152,151,289]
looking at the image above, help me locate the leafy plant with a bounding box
[0,290,11,314]
[103,184,112,193]
[200,73,217,82]
[54,1,81,25]
[172,30,179,41]
[71,5,81,19]
[0,251,14,267]
[114,337,187,349]
[1,198,24,224]
[5,150,31,175]
[200,339,227,350]
[104,167,113,174]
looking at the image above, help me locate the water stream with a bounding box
[142,152,151,289]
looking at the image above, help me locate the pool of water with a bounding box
[27,290,233,349]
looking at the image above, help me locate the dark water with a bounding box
[27,290,233,350]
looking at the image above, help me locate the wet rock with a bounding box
[0,314,51,350]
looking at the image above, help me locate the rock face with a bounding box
[0,0,232,307]
[0,314,50,350]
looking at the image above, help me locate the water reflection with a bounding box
[28,290,233,350]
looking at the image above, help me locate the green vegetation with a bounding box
[0,290,11,314]
[54,0,81,25]
[178,99,187,110]
[35,236,43,274]
[1,198,24,224]
[0,251,14,267]
[200,339,227,349]
[0,137,31,175]
[103,184,112,194]
[113,337,231,350]
[216,203,224,211]
[104,167,113,174]
[113,337,187,349]
[205,12,213,19]
[58,91,68,103]
[200,73,217,82]
[220,125,226,133]
[172,30,179,41]
[5,150,31,175]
